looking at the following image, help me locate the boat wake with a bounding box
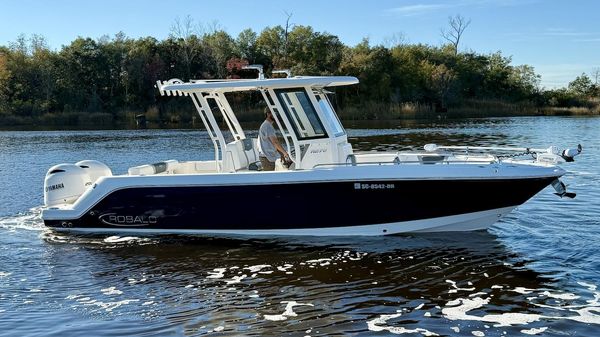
[0,206,45,232]
[0,206,157,246]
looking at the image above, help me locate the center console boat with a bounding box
[41,67,581,236]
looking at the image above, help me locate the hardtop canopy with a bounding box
[159,76,358,95]
[156,74,358,170]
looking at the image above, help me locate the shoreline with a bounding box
[1,113,598,132]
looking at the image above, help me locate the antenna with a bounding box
[242,64,264,79]
[273,69,292,78]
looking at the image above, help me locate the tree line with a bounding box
[0,16,598,128]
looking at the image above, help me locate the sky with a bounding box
[1,0,599,88]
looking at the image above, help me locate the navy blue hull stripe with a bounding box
[44,177,555,230]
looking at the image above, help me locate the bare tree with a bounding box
[441,14,471,56]
[383,32,407,48]
[283,11,294,65]
[170,15,203,79]
[593,67,600,85]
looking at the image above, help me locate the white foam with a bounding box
[451,326,460,333]
[226,275,247,285]
[444,283,600,327]
[367,312,438,336]
[277,264,294,272]
[491,285,503,289]
[207,268,226,279]
[244,264,271,273]
[511,287,535,294]
[0,272,11,277]
[563,306,600,324]
[306,258,331,264]
[68,293,139,312]
[471,331,485,336]
[578,282,597,291]
[213,326,224,332]
[0,207,44,232]
[541,291,579,300]
[128,277,147,284]
[103,236,145,243]
[510,284,600,325]
[521,327,548,335]
[101,287,123,295]
[264,301,314,321]
[263,313,287,321]
[442,297,542,327]
[446,280,475,293]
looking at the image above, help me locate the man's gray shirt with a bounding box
[258,120,279,162]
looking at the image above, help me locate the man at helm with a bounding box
[258,108,290,171]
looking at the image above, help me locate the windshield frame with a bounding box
[274,88,329,141]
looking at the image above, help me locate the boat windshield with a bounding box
[316,95,345,137]
[275,88,327,140]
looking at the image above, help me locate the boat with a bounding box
[41,66,582,236]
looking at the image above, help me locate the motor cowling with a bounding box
[44,161,113,207]
[76,160,112,182]
[44,164,92,206]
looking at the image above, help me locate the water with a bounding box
[0,116,599,336]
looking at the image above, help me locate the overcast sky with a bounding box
[1,0,599,88]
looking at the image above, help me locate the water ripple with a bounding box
[1,117,599,336]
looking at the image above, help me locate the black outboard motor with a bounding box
[561,144,582,162]
[551,179,576,199]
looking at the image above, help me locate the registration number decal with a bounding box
[354,183,396,190]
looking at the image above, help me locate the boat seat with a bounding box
[128,160,179,175]
[222,138,260,172]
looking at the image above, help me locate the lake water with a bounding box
[0,117,599,336]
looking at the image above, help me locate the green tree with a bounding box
[58,37,109,111]
[256,26,285,69]
[339,39,393,102]
[204,30,236,78]
[427,63,456,109]
[235,29,258,61]
[568,73,594,97]
[0,48,12,113]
